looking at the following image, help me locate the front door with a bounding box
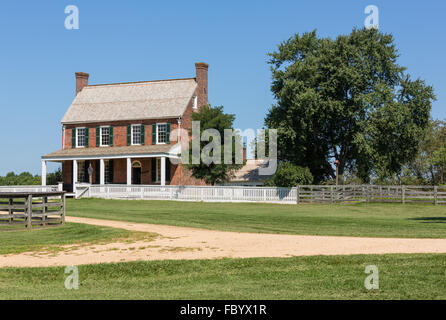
[132,167,141,184]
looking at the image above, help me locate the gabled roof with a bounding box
[61,78,197,124]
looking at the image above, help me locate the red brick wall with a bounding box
[63,119,180,149]
[62,160,72,184]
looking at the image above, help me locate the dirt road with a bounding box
[1,216,446,268]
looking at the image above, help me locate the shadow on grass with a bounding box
[409,217,446,224]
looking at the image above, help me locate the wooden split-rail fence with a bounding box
[0,191,66,228]
[296,185,446,205]
[78,184,446,205]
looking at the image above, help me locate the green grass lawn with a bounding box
[1,254,445,299]
[67,199,446,238]
[0,223,147,254]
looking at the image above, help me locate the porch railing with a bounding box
[77,184,446,205]
[83,184,297,203]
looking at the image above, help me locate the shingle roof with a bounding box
[61,78,197,124]
[42,144,176,159]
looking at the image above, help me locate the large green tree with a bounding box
[395,120,446,185]
[184,106,244,185]
[265,28,435,183]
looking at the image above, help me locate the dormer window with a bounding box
[76,128,87,148]
[193,96,198,109]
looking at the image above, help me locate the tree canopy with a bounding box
[0,168,62,186]
[184,106,244,185]
[265,28,435,183]
[264,162,313,187]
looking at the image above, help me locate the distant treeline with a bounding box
[0,168,62,186]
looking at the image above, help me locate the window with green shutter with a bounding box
[141,124,145,145]
[109,126,114,146]
[71,128,76,148]
[96,127,100,147]
[85,128,89,148]
[127,125,131,146]
[166,123,171,144]
[152,124,156,145]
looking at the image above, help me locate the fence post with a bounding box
[26,194,32,229]
[434,186,438,205]
[8,198,13,224]
[366,186,370,203]
[296,186,300,205]
[402,186,406,204]
[62,194,66,224]
[330,186,334,204]
[42,196,47,226]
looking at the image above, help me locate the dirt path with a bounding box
[1,216,446,268]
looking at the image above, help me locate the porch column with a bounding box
[100,159,105,185]
[161,156,166,186]
[41,160,47,186]
[73,160,78,187]
[127,158,132,185]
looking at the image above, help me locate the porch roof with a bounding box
[42,144,179,161]
[230,159,274,182]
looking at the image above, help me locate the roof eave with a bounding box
[61,115,183,125]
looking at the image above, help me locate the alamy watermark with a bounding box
[170,123,277,176]
[364,265,379,290]
[364,5,379,30]
[65,5,79,30]
[64,265,79,290]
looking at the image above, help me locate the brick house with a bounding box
[42,63,209,191]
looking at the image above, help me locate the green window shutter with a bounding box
[109,126,114,146]
[96,127,100,147]
[165,158,171,181]
[166,123,171,144]
[71,128,76,148]
[151,158,157,182]
[127,125,131,146]
[141,124,145,145]
[152,124,157,145]
[85,128,89,148]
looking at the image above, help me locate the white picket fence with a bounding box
[82,184,298,204]
[77,184,446,205]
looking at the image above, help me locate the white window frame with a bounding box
[156,123,167,145]
[131,124,142,145]
[76,127,87,148]
[100,126,111,147]
[193,96,198,109]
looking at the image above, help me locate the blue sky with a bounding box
[0,0,444,175]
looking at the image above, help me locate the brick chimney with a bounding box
[75,72,89,96]
[195,62,209,109]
